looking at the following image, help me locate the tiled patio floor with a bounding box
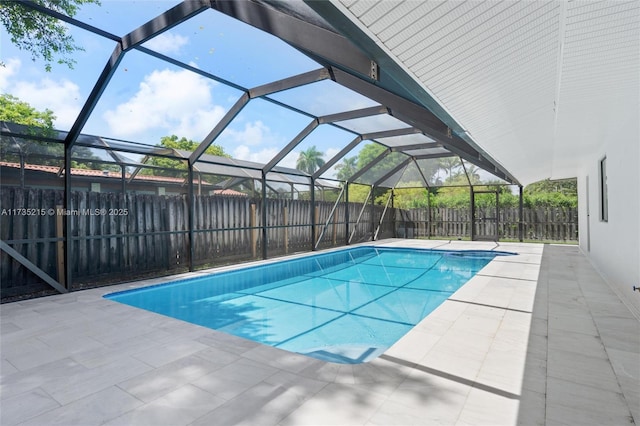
[1,240,638,425]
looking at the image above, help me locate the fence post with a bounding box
[496,191,500,241]
[55,204,65,286]
[519,186,524,242]
[250,203,257,258]
[345,184,350,245]
[470,189,475,241]
[310,178,316,251]
[187,163,195,271]
[391,189,396,238]
[370,185,375,241]
[427,190,431,238]
[64,147,72,290]
[332,210,337,245]
[314,206,319,248]
[283,205,289,254]
[261,172,268,259]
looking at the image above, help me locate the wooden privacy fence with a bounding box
[0,188,192,297]
[0,187,386,298]
[191,195,388,263]
[397,207,578,241]
[1,186,576,300]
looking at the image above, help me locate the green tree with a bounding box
[441,172,470,187]
[334,156,357,181]
[438,156,462,179]
[158,134,228,157]
[465,164,481,184]
[296,145,325,174]
[356,142,398,173]
[353,143,441,187]
[523,178,578,208]
[0,94,57,188]
[387,186,429,209]
[356,143,385,169]
[346,183,373,203]
[143,135,229,177]
[1,94,119,182]
[353,142,407,184]
[430,187,470,208]
[0,94,55,128]
[401,159,440,187]
[525,178,577,196]
[0,0,100,71]
[341,144,393,204]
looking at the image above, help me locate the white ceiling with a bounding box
[329,0,639,186]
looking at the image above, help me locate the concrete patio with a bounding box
[1,240,638,425]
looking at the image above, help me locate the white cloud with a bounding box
[0,58,20,92]
[233,141,338,171]
[324,147,340,162]
[233,145,278,163]
[321,147,341,178]
[144,33,189,55]
[103,68,225,141]
[306,83,377,116]
[225,121,272,146]
[13,79,83,129]
[279,151,299,169]
[1,57,83,129]
[227,120,292,166]
[232,145,298,169]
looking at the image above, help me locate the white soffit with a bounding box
[553,1,639,178]
[333,0,639,186]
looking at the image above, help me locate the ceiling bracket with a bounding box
[370,61,379,81]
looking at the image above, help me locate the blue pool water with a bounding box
[105,246,515,363]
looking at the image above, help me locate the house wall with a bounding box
[577,114,640,318]
[0,167,198,196]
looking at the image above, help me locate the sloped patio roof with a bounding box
[2,0,525,190]
[306,0,639,186]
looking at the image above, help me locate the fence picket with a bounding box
[1,186,579,299]
[399,206,578,242]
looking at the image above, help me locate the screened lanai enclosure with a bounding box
[0,0,552,300]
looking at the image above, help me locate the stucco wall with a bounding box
[577,116,640,318]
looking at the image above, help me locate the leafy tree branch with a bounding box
[0,0,100,71]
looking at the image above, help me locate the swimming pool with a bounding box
[105,246,515,363]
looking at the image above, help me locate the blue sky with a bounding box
[0,0,383,176]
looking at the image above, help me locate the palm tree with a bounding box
[334,156,357,182]
[465,164,481,184]
[296,146,325,174]
[438,157,461,179]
